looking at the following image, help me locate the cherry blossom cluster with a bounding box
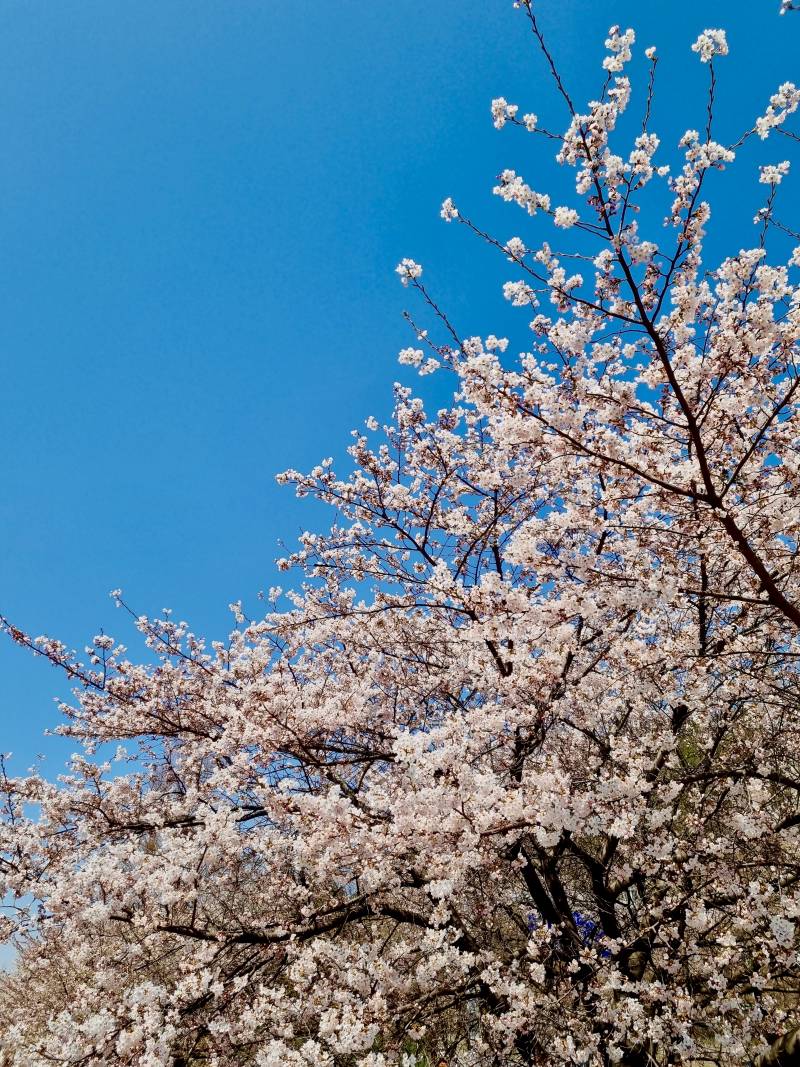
[1,5,800,1067]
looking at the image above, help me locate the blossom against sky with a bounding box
[0,0,795,770]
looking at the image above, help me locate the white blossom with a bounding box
[770,916,796,947]
[691,28,729,62]
[440,197,459,221]
[395,258,422,285]
[490,96,518,129]
[553,206,580,229]
[759,160,790,184]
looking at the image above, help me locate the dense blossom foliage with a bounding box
[2,4,800,1065]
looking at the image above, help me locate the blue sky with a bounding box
[0,0,795,771]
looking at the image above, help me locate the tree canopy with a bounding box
[2,5,800,1065]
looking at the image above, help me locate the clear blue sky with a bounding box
[0,0,795,771]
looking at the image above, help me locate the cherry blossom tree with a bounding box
[2,4,800,1065]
